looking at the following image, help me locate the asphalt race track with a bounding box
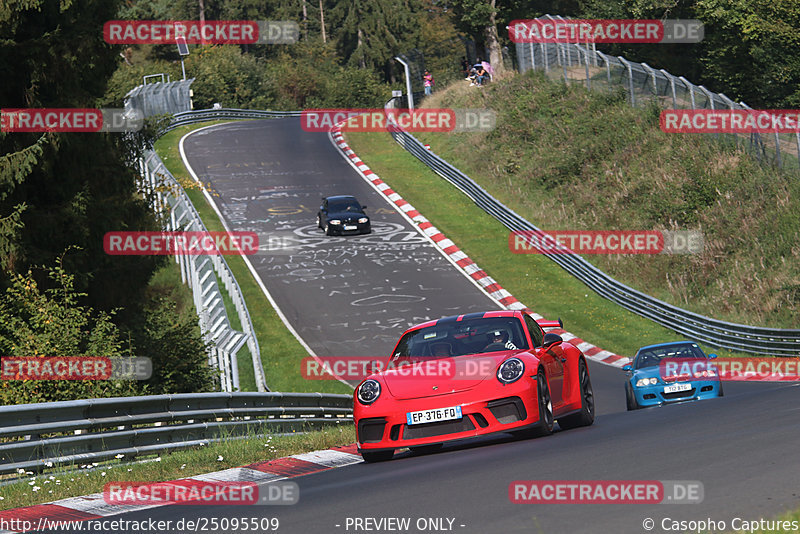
[48,119,800,534]
[180,118,498,357]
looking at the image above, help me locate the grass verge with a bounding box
[416,73,799,329]
[344,128,743,360]
[0,425,354,510]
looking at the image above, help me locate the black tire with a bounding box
[409,444,443,455]
[316,214,323,229]
[361,450,394,463]
[535,369,554,436]
[558,359,595,429]
[325,223,335,236]
[626,385,639,411]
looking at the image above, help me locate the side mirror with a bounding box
[542,333,562,348]
[622,364,632,372]
[708,353,718,359]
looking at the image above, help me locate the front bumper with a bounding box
[355,379,541,452]
[330,222,370,235]
[632,379,721,407]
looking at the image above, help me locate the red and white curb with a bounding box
[329,127,630,369]
[0,445,362,532]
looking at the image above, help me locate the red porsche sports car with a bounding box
[354,310,595,462]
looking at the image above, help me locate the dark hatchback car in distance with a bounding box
[317,195,371,235]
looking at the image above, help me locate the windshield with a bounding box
[634,344,706,370]
[328,200,362,212]
[391,316,529,360]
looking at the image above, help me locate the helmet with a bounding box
[487,329,509,343]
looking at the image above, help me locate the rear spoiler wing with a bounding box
[535,318,563,330]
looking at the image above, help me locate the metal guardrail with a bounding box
[135,107,301,392]
[0,392,352,475]
[138,150,263,392]
[162,108,301,134]
[384,101,800,356]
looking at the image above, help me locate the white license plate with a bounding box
[344,225,358,230]
[406,406,462,426]
[664,383,692,394]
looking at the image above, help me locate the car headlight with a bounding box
[358,217,369,224]
[497,358,525,384]
[635,377,658,387]
[329,219,341,225]
[357,379,381,404]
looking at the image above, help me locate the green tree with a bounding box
[331,0,420,80]
[695,0,800,107]
[449,0,508,75]
[0,265,141,404]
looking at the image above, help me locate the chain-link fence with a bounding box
[515,14,800,170]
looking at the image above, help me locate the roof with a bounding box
[407,310,520,332]
[636,340,701,352]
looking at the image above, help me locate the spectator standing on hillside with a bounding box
[423,70,434,95]
[461,57,470,79]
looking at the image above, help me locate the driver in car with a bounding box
[483,329,518,352]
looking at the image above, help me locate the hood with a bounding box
[381,352,525,400]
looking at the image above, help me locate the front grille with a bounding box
[487,397,527,424]
[662,388,696,400]
[402,417,475,440]
[358,418,386,443]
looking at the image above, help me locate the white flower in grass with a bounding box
[48,490,53,494]
[101,472,106,477]
[91,462,99,467]
[216,456,224,462]
[56,481,62,485]
[48,476,55,480]
[115,454,124,459]
[32,486,41,492]
[44,480,50,484]
[26,471,33,475]
[28,481,35,486]
[70,478,75,482]
[0,496,4,500]
[17,468,25,474]
[155,457,162,462]
[127,469,132,472]
[45,461,53,467]
[180,464,186,470]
